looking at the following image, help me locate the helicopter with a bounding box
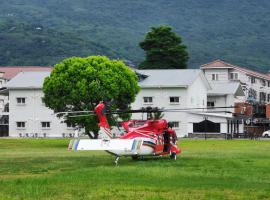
[66,101,181,164]
[64,102,236,164]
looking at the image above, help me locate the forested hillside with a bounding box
[0,0,270,71]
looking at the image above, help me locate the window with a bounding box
[16,97,26,104]
[212,74,218,81]
[261,80,266,87]
[169,121,179,128]
[248,88,257,100]
[259,92,266,102]
[250,77,256,84]
[16,122,26,129]
[170,97,180,104]
[41,122,51,129]
[143,97,153,104]
[207,101,215,108]
[229,73,238,80]
[268,94,270,102]
[67,122,75,129]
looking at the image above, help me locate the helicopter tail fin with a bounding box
[95,102,113,139]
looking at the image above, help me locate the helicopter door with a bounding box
[163,132,170,152]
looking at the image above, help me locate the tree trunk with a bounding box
[93,132,99,139]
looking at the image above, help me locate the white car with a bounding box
[262,130,270,138]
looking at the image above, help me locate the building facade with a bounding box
[201,60,270,104]
[132,69,238,137]
[3,71,76,137]
[201,60,270,136]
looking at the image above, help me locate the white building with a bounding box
[2,71,76,138]
[201,60,270,103]
[132,69,239,137]
[0,67,52,137]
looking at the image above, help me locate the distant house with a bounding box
[1,71,76,138]
[0,67,52,137]
[201,60,270,136]
[201,60,270,103]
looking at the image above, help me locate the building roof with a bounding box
[201,60,270,81]
[5,71,51,89]
[207,82,245,96]
[136,69,208,88]
[0,66,52,80]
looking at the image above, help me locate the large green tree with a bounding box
[139,26,189,69]
[43,56,140,138]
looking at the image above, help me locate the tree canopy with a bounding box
[139,26,189,69]
[43,55,140,138]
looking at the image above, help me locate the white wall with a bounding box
[131,87,188,137]
[204,68,230,83]
[9,89,75,137]
[187,74,208,108]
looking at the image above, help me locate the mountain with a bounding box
[0,0,270,71]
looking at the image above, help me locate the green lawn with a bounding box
[0,139,269,200]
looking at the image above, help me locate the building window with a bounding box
[16,97,26,105]
[212,74,218,81]
[229,73,238,80]
[169,121,179,128]
[268,94,270,102]
[143,97,153,104]
[261,80,266,87]
[41,122,51,129]
[248,88,257,100]
[169,97,180,104]
[16,121,26,129]
[207,101,215,108]
[259,92,266,102]
[67,122,75,129]
[250,77,256,84]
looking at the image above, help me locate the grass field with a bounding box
[0,139,269,200]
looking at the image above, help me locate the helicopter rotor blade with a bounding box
[58,105,238,118]
[55,110,95,115]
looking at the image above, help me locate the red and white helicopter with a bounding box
[66,102,181,164]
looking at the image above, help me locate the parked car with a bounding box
[262,130,270,138]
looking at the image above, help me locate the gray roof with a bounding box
[208,82,245,96]
[137,69,203,88]
[5,71,50,89]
